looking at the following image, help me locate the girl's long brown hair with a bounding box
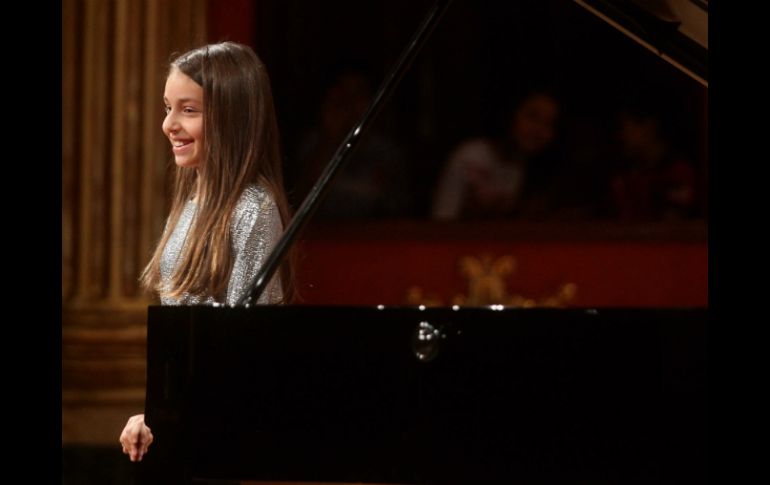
[141,42,295,303]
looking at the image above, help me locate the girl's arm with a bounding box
[226,186,283,306]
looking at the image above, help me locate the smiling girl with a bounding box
[119,41,295,462]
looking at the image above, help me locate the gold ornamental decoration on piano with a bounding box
[405,253,577,308]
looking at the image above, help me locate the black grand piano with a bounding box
[139,1,708,483]
[141,305,706,484]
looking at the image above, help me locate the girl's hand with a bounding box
[119,414,154,462]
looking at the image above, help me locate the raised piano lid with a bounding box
[574,0,708,86]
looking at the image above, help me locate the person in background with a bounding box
[608,101,699,221]
[293,67,411,219]
[431,89,560,220]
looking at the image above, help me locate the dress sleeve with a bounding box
[225,188,284,306]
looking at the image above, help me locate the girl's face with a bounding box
[162,69,204,168]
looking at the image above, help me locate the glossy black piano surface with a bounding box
[141,305,707,484]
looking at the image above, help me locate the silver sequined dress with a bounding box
[159,184,283,306]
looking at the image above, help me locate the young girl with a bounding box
[119,41,294,462]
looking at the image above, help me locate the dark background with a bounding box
[235,0,707,218]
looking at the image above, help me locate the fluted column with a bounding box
[62,0,206,444]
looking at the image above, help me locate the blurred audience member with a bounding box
[608,101,699,221]
[293,68,410,219]
[431,90,561,220]
[535,116,615,221]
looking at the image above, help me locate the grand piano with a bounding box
[139,1,708,483]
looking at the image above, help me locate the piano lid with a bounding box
[574,0,708,87]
